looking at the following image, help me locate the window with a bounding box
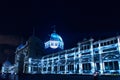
[68,65,74,71]
[43,67,46,71]
[55,43,58,46]
[96,63,100,70]
[48,67,51,71]
[51,43,54,46]
[101,43,104,46]
[104,42,107,46]
[104,61,119,70]
[93,44,99,48]
[54,66,57,71]
[60,66,65,71]
[82,63,91,70]
[114,39,117,43]
[107,41,110,45]
[50,41,58,49]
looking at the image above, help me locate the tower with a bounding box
[45,26,64,54]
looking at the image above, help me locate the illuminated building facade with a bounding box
[12,35,120,75]
[2,35,120,75]
[40,36,120,75]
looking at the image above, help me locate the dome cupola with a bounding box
[45,27,64,50]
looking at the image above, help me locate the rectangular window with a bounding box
[43,67,46,71]
[82,63,91,70]
[101,43,104,46]
[96,63,100,70]
[60,66,65,71]
[48,67,51,71]
[104,61,119,70]
[33,67,38,72]
[105,62,109,70]
[68,65,74,71]
[114,61,119,70]
[54,66,57,71]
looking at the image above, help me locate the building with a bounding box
[1,32,119,75]
[11,35,120,75]
[40,36,120,75]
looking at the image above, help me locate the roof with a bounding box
[50,32,63,42]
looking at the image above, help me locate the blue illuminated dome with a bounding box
[45,29,64,50]
[50,32,63,42]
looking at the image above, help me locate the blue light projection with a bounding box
[45,31,64,49]
[2,32,120,75]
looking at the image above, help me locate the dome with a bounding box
[45,30,64,50]
[17,44,24,50]
[50,32,63,42]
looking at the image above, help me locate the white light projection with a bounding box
[50,41,59,49]
[9,30,120,75]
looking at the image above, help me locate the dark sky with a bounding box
[0,1,119,49]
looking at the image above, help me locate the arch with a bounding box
[103,54,119,60]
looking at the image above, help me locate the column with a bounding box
[51,57,54,74]
[118,61,120,74]
[28,58,32,73]
[78,43,82,74]
[23,56,26,73]
[46,59,49,73]
[57,56,60,74]
[74,50,76,74]
[90,39,95,74]
[117,37,120,74]
[41,59,43,74]
[79,61,82,74]
[65,54,68,74]
[99,41,104,74]
[23,63,25,73]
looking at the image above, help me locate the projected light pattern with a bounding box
[3,36,120,75]
[45,31,64,49]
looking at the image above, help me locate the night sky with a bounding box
[0,1,120,49]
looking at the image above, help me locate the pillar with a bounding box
[65,54,68,74]
[77,43,82,74]
[57,56,60,74]
[98,41,104,74]
[51,57,54,74]
[28,58,32,73]
[90,39,95,74]
[74,50,76,74]
[117,36,120,74]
